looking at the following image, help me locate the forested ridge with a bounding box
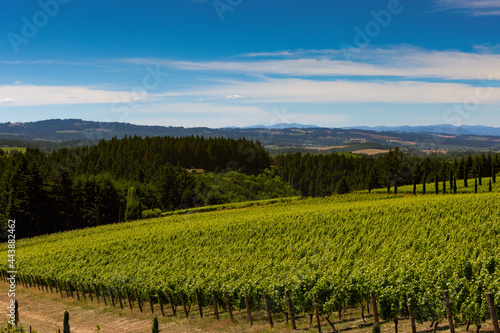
[0,134,498,239]
[0,135,278,238]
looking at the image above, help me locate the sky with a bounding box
[0,0,500,128]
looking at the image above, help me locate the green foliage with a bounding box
[0,136,274,238]
[1,322,31,333]
[142,209,162,219]
[125,187,142,221]
[192,169,298,206]
[7,192,500,327]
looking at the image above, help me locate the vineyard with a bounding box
[3,182,500,331]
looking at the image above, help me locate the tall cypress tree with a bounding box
[435,173,439,194]
[152,316,159,333]
[63,311,70,333]
[453,178,457,194]
[493,160,497,183]
[475,178,478,193]
[489,179,492,192]
[464,165,468,188]
[14,300,19,326]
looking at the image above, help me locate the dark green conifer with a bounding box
[152,316,159,333]
[64,311,70,333]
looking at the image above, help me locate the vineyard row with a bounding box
[2,271,500,333]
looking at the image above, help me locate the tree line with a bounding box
[273,148,500,196]
[1,134,498,239]
[0,135,272,238]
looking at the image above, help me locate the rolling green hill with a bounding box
[5,182,500,326]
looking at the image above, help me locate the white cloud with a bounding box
[122,48,500,80]
[225,94,244,99]
[128,102,278,128]
[175,78,500,104]
[434,0,500,15]
[127,102,347,128]
[0,85,155,106]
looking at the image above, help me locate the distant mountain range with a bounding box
[345,125,500,136]
[238,123,320,129]
[231,123,500,136]
[1,119,499,153]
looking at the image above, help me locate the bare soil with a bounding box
[0,281,496,333]
[352,149,390,155]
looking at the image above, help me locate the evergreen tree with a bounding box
[422,176,426,195]
[435,174,439,194]
[394,181,398,195]
[464,160,469,187]
[493,160,497,183]
[64,311,70,333]
[335,178,350,195]
[387,178,391,194]
[14,300,19,326]
[152,316,159,333]
[478,164,482,186]
[125,187,142,221]
[489,179,492,192]
[453,178,457,194]
[475,178,478,193]
[442,176,446,194]
[413,177,417,195]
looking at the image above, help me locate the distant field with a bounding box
[7,180,500,327]
[0,146,27,154]
[351,148,390,155]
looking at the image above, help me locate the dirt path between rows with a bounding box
[0,281,207,333]
[2,281,495,333]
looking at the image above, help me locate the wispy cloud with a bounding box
[0,85,154,106]
[434,0,500,16]
[173,78,500,104]
[128,102,348,128]
[121,47,500,80]
[128,103,282,128]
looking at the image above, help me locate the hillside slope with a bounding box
[8,189,500,326]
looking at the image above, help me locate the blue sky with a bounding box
[1,0,500,128]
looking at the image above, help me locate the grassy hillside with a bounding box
[6,182,500,326]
